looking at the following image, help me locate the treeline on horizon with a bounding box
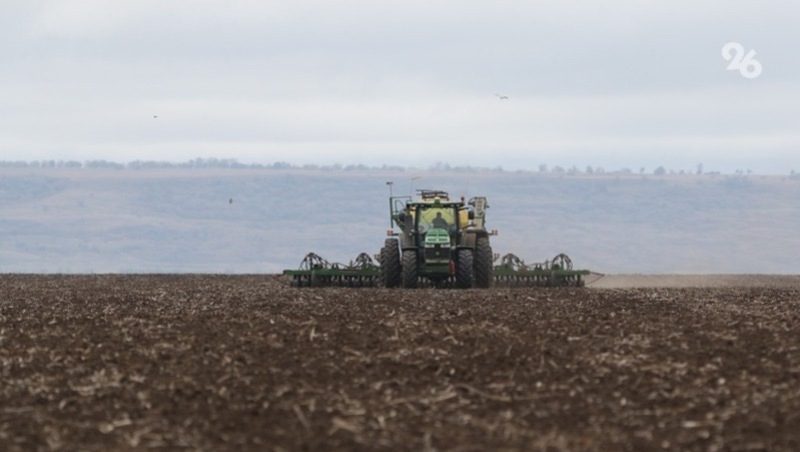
[1,158,798,178]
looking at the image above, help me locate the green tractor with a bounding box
[379,190,494,288]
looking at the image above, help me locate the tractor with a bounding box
[282,188,592,288]
[379,190,494,288]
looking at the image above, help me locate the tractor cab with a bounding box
[414,202,459,266]
[392,190,469,235]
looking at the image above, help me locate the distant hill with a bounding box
[1,167,799,273]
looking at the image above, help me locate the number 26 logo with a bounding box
[721,42,762,79]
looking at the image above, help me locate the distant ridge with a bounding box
[2,158,796,177]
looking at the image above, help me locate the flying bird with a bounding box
[229,198,233,204]
[494,94,509,100]
[153,115,158,119]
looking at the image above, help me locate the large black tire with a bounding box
[455,248,474,289]
[401,250,418,288]
[474,237,493,288]
[380,238,402,288]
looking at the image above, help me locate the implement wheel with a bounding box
[456,249,474,289]
[401,250,418,288]
[380,239,402,288]
[473,237,493,288]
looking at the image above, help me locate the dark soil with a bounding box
[1,275,799,451]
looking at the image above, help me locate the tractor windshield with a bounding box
[418,207,456,233]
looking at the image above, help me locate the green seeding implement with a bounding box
[283,190,592,288]
[284,252,381,287]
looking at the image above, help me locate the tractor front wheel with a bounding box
[380,238,401,288]
[456,249,474,289]
[474,237,493,288]
[401,250,418,288]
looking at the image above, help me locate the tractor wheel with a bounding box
[456,248,474,289]
[380,238,402,288]
[401,250,418,288]
[474,237,493,288]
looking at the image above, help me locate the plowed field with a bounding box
[2,275,799,451]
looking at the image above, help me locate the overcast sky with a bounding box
[2,1,799,172]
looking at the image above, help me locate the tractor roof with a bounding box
[408,190,464,207]
[418,189,450,200]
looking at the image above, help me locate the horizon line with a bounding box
[1,158,796,177]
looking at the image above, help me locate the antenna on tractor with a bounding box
[386,181,394,227]
[410,176,421,197]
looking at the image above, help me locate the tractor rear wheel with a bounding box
[474,237,493,288]
[401,250,418,288]
[456,249,474,289]
[380,238,401,288]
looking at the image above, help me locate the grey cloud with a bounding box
[1,0,799,172]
